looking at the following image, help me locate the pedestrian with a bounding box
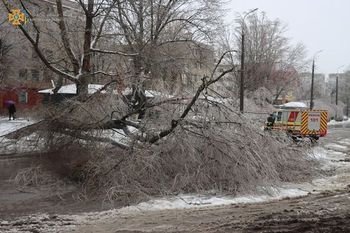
[266,113,275,128]
[8,102,16,120]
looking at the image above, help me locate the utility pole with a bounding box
[240,29,245,113]
[310,50,322,110]
[239,8,258,114]
[334,65,344,120]
[310,59,315,110]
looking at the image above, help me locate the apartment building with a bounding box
[1,0,222,109]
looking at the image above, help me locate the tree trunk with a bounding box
[77,0,94,101]
[77,74,89,100]
[130,55,147,118]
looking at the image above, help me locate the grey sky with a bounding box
[226,0,350,75]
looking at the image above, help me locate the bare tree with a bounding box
[103,0,224,107]
[0,37,13,84]
[268,43,307,102]
[235,12,307,98]
[1,0,121,98]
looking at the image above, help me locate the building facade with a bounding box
[0,0,78,112]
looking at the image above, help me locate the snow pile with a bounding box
[104,126,139,146]
[39,84,176,100]
[122,87,174,98]
[278,101,307,108]
[38,84,105,95]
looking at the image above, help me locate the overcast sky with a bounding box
[226,0,350,75]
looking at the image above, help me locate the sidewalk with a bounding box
[0,117,35,137]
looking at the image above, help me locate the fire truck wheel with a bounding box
[310,135,319,144]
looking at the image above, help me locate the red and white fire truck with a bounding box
[265,108,328,141]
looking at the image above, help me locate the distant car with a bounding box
[343,116,349,121]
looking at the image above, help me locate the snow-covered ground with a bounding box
[0,187,310,233]
[0,117,136,154]
[119,187,308,212]
[0,118,41,155]
[0,117,35,137]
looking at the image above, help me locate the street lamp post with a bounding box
[310,59,315,110]
[310,50,322,110]
[240,8,258,113]
[335,65,344,106]
[334,65,344,120]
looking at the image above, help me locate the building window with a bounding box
[31,69,40,81]
[19,69,28,80]
[18,91,28,104]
